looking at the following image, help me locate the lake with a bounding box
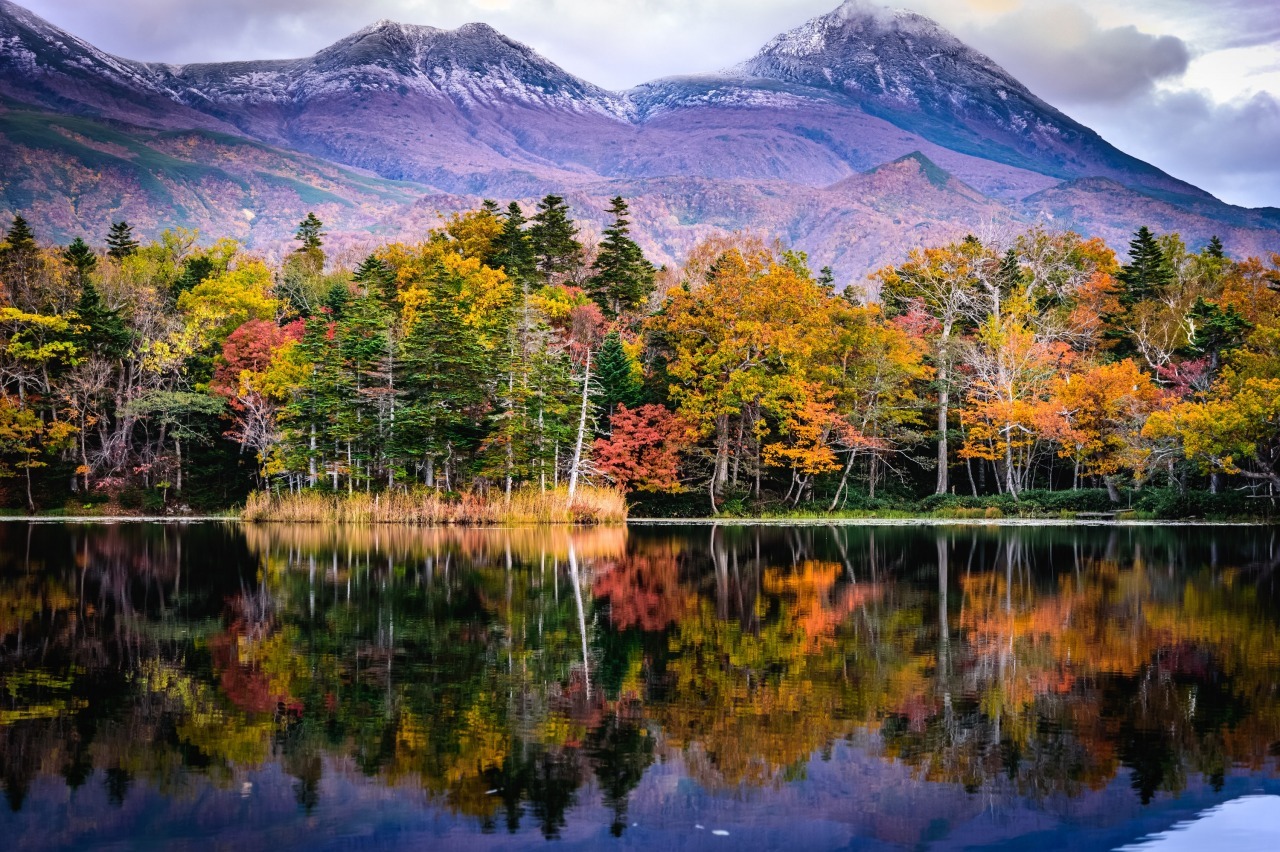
[1,521,1278,850]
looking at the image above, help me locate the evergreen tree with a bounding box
[4,216,37,255]
[1184,296,1251,374]
[105,221,138,259]
[528,195,582,283]
[491,203,536,285]
[172,254,215,298]
[594,331,643,420]
[1118,226,1172,306]
[62,237,97,287]
[395,298,491,488]
[353,255,396,302]
[1,216,41,307]
[817,266,835,291]
[321,281,351,319]
[291,213,326,281]
[1206,235,1225,259]
[74,282,131,360]
[294,213,325,253]
[587,196,655,316]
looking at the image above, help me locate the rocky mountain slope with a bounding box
[1,0,1276,283]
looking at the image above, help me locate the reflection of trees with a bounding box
[878,529,1280,804]
[1,521,1280,832]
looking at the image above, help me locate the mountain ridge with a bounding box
[1,0,1276,283]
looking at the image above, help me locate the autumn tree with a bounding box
[593,404,683,493]
[876,241,978,494]
[1047,359,1165,496]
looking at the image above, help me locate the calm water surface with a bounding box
[1,522,1279,850]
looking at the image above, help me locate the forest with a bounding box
[0,197,1278,518]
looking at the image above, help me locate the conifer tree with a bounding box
[4,216,37,255]
[1,216,41,306]
[594,331,643,420]
[1118,226,1172,306]
[62,237,96,280]
[294,213,325,253]
[74,281,131,360]
[588,196,655,316]
[321,281,351,319]
[105,221,138,259]
[172,254,216,297]
[1184,296,1251,374]
[353,255,396,302]
[491,203,536,285]
[1205,235,1225,259]
[288,213,326,286]
[528,195,582,283]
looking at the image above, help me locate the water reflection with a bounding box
[1,522,1279,849]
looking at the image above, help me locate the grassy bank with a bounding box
[240,486,628,525]
[629,488,1278,523]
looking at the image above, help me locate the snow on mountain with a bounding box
[1,0,1276,283]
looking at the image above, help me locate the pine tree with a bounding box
[1,216,40,306]
[1184,296,1251,374]
[1205,235,1225,259]
[4,216,37,255]
[817,266,835,291]
[593,331,643,421]
[1118,226,1172,306]
[105,221,138,259]
[491,203,536,285]
[74,281,131,360]
[294,213,325,253]
[172,254,216,298]
[528,195,582,283]
[353,255,396,302]
[588,196,655,316]
[395,297,491,488]
[292,213,326,278]
[62,237,97,287]
[321,281,351,319]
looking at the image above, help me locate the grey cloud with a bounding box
[1106,0,1280,50]
[965,3,1190,105]
[1072,90,1280,207]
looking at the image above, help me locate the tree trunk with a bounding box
[829,451,857,512]
[713,416,730,495]
[936,384,949,494]
[175,437,183,494]
[1003,426,1017,498]
[567,348,592,501]
[1104,475,1121,504]
[308,424,317,487]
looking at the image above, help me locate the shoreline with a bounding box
[0,515,1269,527]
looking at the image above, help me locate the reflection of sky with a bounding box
[1121,796,1280,852]
[4,739,1278,851]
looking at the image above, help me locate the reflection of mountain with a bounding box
[1,523,1279,845]
[2,0,1278,283]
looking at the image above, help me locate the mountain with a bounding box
[1,0,1276,283]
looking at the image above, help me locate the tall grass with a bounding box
[240,486,628,525]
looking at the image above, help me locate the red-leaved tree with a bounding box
[594,404,684,492]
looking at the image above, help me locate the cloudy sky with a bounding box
[20,0,1280,207]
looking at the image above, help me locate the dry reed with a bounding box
[240,486,628,525]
